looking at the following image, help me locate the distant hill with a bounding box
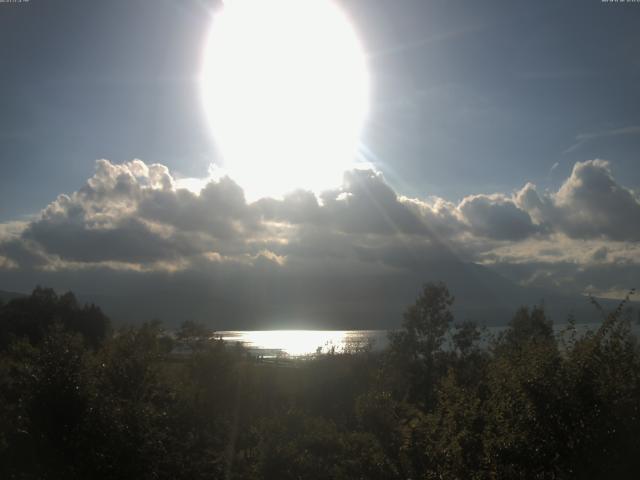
[2,263,636,329]
[388,260,636,328]
[72,261,638,329]
[0,289,26,304]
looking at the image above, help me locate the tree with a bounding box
[389,282,454,359]
[452,320,482,357]
[0,325,91,479]
[177,320,211,352]
[388,282,455,408]
[497,305,553,352]
[0,287,110,350]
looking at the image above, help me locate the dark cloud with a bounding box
[591,246,609,262]
[258,169,430,236]
[24,216,211,265]
[0,238,49,270]
[458,194,540,240]
[490,259,640,299]
[256,189,322,225]
[320,170,429,235]
[139,176,257,238]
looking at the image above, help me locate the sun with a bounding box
[201,0,369,199]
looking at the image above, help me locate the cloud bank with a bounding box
[1,158,638,327]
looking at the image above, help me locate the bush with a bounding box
[0,284,639,479]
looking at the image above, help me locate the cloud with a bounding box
[512,160,640,242]
[257,169,432,237]
[591,246,609,262]
[458,193,540,240]
[577,125,640,140]
[553,160,640,241]
[0,157,638,324]
[565,125,640,153]
[5,159,268,268]
[321,169,430,236]
[5,157,636,273]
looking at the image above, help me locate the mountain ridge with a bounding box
[3,261,634,329]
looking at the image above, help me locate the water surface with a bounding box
[217,322,638,358]
[218,330,388,357]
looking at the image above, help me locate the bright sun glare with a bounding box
[201,0,369,199]
[228,330,351,357]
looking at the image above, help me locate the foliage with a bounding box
[0,286,110,350]
[176,320,211,352]
[0,284,639,479]
[388,282,455,407]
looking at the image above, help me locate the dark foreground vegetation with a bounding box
[1,285,639,479]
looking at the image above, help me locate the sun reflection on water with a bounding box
[219,330,384,357]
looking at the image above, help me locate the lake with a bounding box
[217,330,389,357]
[217,322,639,358]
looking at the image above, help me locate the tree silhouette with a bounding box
[0,287,110,350]
[388,281,455,407]
[1,283,639,479]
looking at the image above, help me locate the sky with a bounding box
[1,0,639,327]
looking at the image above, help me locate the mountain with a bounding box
[390,261,631,327]
[74,261,634,329]
[2,261,634,329]
[0,289,26,304]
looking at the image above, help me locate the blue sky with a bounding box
[1,0,639,326]
[2,0,639,219]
